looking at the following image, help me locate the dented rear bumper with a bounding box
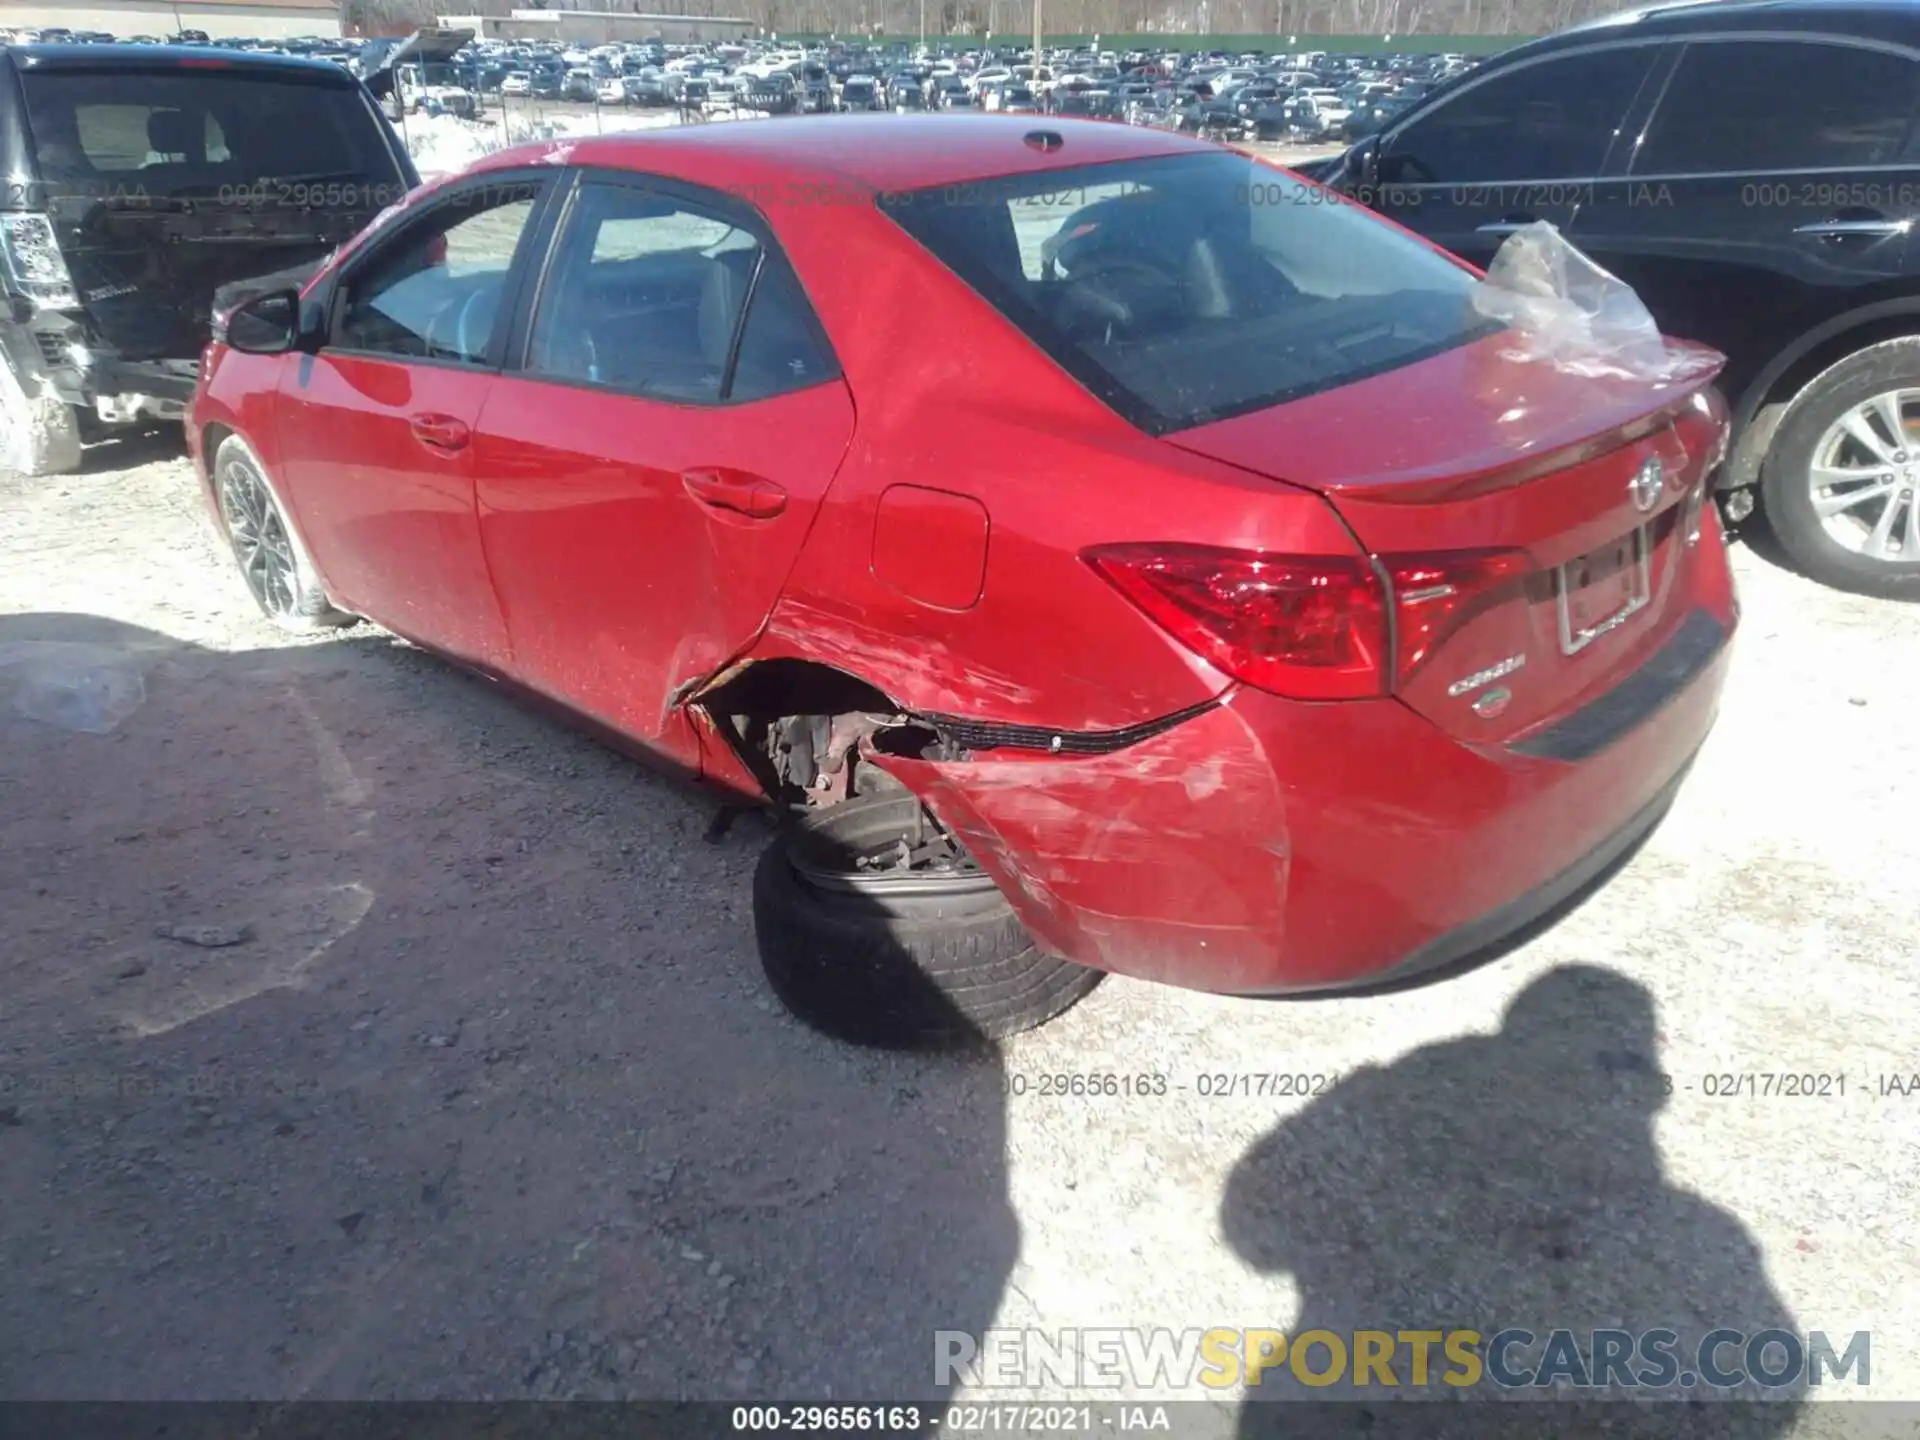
[870,610,1731,995]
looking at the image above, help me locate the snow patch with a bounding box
[399,110,686,182]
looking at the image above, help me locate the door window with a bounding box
[526,179,833,403]
[1633,40,1918,175]
[1380,46,1656,184]
[334,182,541,364]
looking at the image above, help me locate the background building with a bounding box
[2,0,342,38]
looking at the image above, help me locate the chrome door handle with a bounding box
[409,413,470,451]
[1793,218,1910,239]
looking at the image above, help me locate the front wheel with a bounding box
[1759,337,1920,599]
[753,791,1101,1049]
[212,434,357,632]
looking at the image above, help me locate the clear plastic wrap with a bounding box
[1470,221,1720,383]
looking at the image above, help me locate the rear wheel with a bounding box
[1760,338,1920,599]
[753,790,1101,1049]
[212,434,356,632]
[0,350,81,477]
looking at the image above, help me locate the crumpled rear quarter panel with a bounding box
[870,701,1293,991]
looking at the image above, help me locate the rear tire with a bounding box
[0,351,82,477]
[753,791,1101,1049]
[1759,337,1920,600]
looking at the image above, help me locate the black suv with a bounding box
[1310,0,1920,598]
[0,43,416,474]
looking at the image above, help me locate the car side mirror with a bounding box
[225,289,300,355]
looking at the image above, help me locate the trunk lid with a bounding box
[1167,332,1729,745]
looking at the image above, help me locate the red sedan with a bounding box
[189,116,1737,1047]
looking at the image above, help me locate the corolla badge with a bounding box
[1631,455,1664,513]
[1446,653,1526,698]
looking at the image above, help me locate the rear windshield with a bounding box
[20,68,404,203]
[879,150,1495,433]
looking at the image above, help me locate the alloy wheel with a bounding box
[217,454,300,618]
[1808,387,1920,562]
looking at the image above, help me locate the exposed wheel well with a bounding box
[695,658,943,811]
[1729,311,1920,489]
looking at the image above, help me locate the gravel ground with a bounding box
[0,433,1915,1429]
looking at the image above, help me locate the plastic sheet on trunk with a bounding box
[1472,221,1723,384]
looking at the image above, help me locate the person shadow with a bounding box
[0,610,1009,1424]
[1223,964,1806,1440]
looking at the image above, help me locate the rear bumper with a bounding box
[873,604,1732,996]
[2,314,196,417]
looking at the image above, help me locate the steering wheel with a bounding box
[1050,251,1188,338]
[1064,251,1185,306]
[452,288,496,362]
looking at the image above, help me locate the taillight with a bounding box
[0,213,78,309]
[1087,542,1533,699]
[1380,550,1531,685]
[1085,543,1390,700]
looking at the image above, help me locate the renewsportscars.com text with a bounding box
[935,1327,1871,1391]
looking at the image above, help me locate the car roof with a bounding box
[1539,0,1920,48]
[483,113,1204,195]
[4,41,363,85]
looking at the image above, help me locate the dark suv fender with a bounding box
[1723,294,1920,489]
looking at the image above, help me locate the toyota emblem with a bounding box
[1630,455,1664,513]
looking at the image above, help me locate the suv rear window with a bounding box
[20,68,402,201]
[880,151,1494,433]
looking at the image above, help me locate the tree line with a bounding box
[346,0,1625,41]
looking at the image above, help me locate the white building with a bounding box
[2,0,342,41]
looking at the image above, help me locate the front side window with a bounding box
[1379,46,1656,184]
[335,182,541,363]
[526,180,833,403]
[881,150,1494,433]
[1633,40,1918,175]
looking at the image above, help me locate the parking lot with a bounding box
[1,426,1915,1419]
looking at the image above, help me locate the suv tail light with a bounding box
[0,214,78,309]
[1086,542,1531,700]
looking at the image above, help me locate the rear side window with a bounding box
[1633,40,1918,175]
[19,69,403,200]
[526,180,833,404]
[1379,46,1655,183]
[881,151,1494,434]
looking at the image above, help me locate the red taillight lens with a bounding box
[1381,550,1531,686]
[1085,543,1390,700]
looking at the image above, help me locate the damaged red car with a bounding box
[189,116,1737,1047]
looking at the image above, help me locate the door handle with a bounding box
[681,468,787,519]
[409,413,470,451]
[1793,215,1910,240]
[1475,216,1537,236]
